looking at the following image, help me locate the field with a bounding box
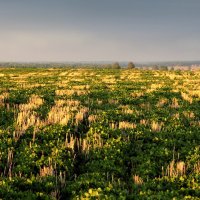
[0,67,199,199]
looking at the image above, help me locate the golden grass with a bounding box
[88,114,98,125]
[0,92,9,106]
[183,111,195,119]
[156,98,168,107]
[140,119,149,126]
[15,95,44,133]
[119,105,136,115]
[118,121,136,129]
[164,160,186,177]
[151,121,163,132]
[47,105,72,125]
[181,92,193,104]
[131,92,144,98]
[40,165,54,177]
[171,98,180,109]
[55,89,89,96]
[194,161,200,174]
[133,175,143,185]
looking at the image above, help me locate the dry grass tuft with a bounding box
[40,166,54,177]
[181,92,193,104]
[119,121,136,129]
[183,111,195,119]
[0,92,9,106]
[156,98,168,107]
[140,119,148,126]
[165,160,186,177]
[171,98,180,109]
[194,161,200,174]
[133,175,143,185]
[151,121,163,132]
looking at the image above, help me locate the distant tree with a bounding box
[127,62,135,69]
[112,62,121,69]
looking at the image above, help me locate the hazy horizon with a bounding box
[0,0,200,62]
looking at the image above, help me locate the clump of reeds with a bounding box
[40,165,54,177]
[164,160,186,177]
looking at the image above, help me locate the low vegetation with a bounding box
[0,67,199,199]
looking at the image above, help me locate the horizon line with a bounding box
[0,60,200,64]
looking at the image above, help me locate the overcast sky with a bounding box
[0,0,200,62]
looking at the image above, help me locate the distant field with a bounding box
[0,68,199,199]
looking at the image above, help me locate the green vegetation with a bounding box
[0,67,199,199]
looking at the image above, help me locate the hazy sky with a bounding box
[0,0,200,62]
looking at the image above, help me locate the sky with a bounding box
[0,0,200,62]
